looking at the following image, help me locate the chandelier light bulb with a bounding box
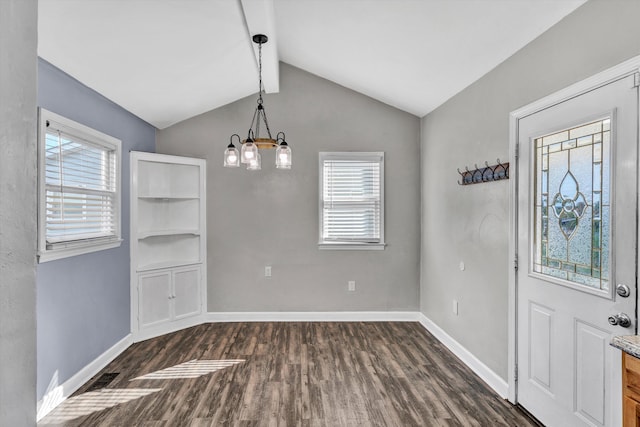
[223,149,239,168]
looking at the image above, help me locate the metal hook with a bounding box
[457,158,510,185]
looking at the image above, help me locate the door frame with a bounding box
[508,55,640,404]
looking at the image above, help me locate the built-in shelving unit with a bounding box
[130,151,206,341]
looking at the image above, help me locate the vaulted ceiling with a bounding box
[38,0,586,129]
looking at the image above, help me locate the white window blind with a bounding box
[38,109,122,261]
[320,152,384,247]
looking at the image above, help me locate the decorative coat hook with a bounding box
[457,158,509,185]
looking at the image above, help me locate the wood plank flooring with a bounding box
[39,322,538,426]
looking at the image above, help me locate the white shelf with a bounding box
[138,229,200,239]
[137,198,199,234]
[137,260,201,273]
[138,196,199,200]
[137,234,200,270]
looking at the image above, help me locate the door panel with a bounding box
[517,74,638,427]
[173,267,201,320]
[529,302,553,392]
[139,271,172,328]
[575,321,607,425]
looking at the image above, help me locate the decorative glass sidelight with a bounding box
[533,118,611,291]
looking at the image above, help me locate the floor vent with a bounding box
[85,372,119,392]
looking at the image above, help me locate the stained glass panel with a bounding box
[533,118,610,291]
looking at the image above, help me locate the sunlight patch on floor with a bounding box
[131,359,245,380]
[38,388,162,425]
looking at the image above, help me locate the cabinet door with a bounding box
[625,396,640,427]
[139,271,172,328]
[173,266,201,320]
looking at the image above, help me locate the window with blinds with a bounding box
[38,109,122,262]
[319,152,385,249]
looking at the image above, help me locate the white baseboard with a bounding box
[36,333,133,421]
[205,311,421,322]
[133,314,205,343]
[417,313,508,398]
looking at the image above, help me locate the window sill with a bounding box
[318,242,386,251]
[38,239,123,263]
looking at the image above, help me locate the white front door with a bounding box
[516,73,638,427]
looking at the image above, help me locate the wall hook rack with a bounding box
[457,159,509,185]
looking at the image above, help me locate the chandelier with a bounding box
[224,34,291,170]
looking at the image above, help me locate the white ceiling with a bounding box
[38,0,586,129]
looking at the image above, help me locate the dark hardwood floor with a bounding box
[39,322,538,426]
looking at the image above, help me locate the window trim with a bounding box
[318,151,385,250]
[37,108,123,262]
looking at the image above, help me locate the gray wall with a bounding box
[0,0,38,424]
[36,59,156,401]
[158,63,420,312]
[420,0,640,380]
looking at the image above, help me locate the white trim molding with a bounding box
[37,334,133,421]
[205,311,420,323]
[133,314,205,343]
[418,313,509,399]
[510,55,640,121]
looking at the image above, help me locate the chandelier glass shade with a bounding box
[224,34,291,170]
[246,152,261,170]
[275,135,292,170]
[223,135,240,167]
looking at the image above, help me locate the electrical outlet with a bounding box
[453,300,459,315]
[348,280,356,292]
[265,266,272,277]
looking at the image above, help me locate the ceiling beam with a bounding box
[240,0,279,94]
